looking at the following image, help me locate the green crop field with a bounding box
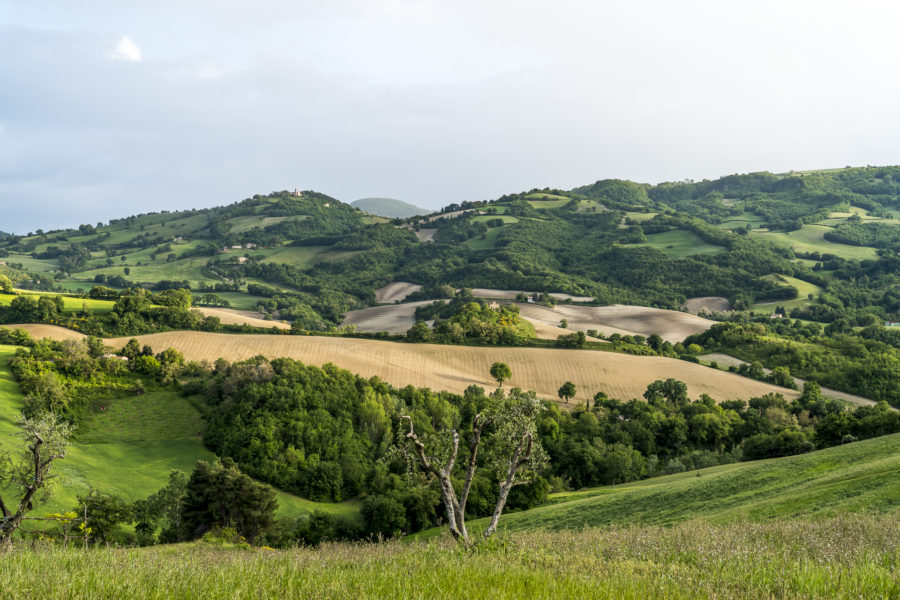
[525,196,570,208]
[470,215,519,224]
[750,225,879,261]
[0,346,358,522]
[524,192,569,200]
[226,215,300,233]
[465,226,507,250]
[2,252,59,272]
[89,256,216,286]
[259,245,341,268]
[575,199,607,212]
[752,274,823,311]
[719,211,767,229]
[213,292,267,311]
[627,229,724,258]
[623,211,658,222]
[0,293,115,314]
[75,391,205,444]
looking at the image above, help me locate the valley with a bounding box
[2,167,900,589]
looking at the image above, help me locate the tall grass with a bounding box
[1,515,898,599]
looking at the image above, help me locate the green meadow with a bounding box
[0,293,115,314]
[627,229,724,258]
[0,345,358,522]
[752,274,823,311]
[406,431,900,541]
[0,515,896,599]
[465,226,508,250]
[750,224,879,261]
[623,211,658,222]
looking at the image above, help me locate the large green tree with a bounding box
[490,362,512,387]
[180,459,278,545]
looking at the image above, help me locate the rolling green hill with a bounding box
[0,345,359,522]
[413,431,900,539]
[351,197,429,218]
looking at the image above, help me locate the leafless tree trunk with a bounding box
[400,415,471,543]
[401,401,541,545]
[484,432,534,538]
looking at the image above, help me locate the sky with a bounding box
[2,1,900,233]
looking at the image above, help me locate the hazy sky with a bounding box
[2,1,900,233]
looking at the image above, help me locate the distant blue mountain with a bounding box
[351,198,429,219]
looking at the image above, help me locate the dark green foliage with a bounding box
[574,179,652,209]
[824,221,900,248]
[416,300,532,346]
[133,470,189,545]
[688,321,900,406]
[180,459,278,544]
[74,490,133,544]
[490,361,511,386]
[294,510,362,546]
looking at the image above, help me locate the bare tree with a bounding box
[400,388,546,545]
[0,413,74,544]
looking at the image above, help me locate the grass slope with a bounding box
[628,229,724,258]
[0,345,357,521]
[752,274,823,311]
[0,292,115,314]
[444,432,900,537]
[2,516,897,599]
[750,224,879,261]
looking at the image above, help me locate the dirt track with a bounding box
[5,324,800,405]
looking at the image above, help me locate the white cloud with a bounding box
[110,35,142,62]
[2,3,900,233]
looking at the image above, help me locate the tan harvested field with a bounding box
[469,289,594,302]
[1,323,86,341]
[523,318,604,342]
[682,296,731,314]
[374,282,424,304]
[516,303,714,343]
[342,301,439,334]
[195,307,290,330]
[4,325,799,404]
[343,299,602,341]
[414,228,437,243]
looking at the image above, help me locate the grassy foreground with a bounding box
[2,515,898,599]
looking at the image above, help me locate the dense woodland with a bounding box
[4,167,900,545]
[4,332,897,545]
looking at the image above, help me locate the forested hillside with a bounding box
[2,167,900,407]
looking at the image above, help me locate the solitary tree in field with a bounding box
[558,381,576,404]
[0,274,13,294]
[399,388,546,545]
[489,362,512,387]
[0,413,74,544]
